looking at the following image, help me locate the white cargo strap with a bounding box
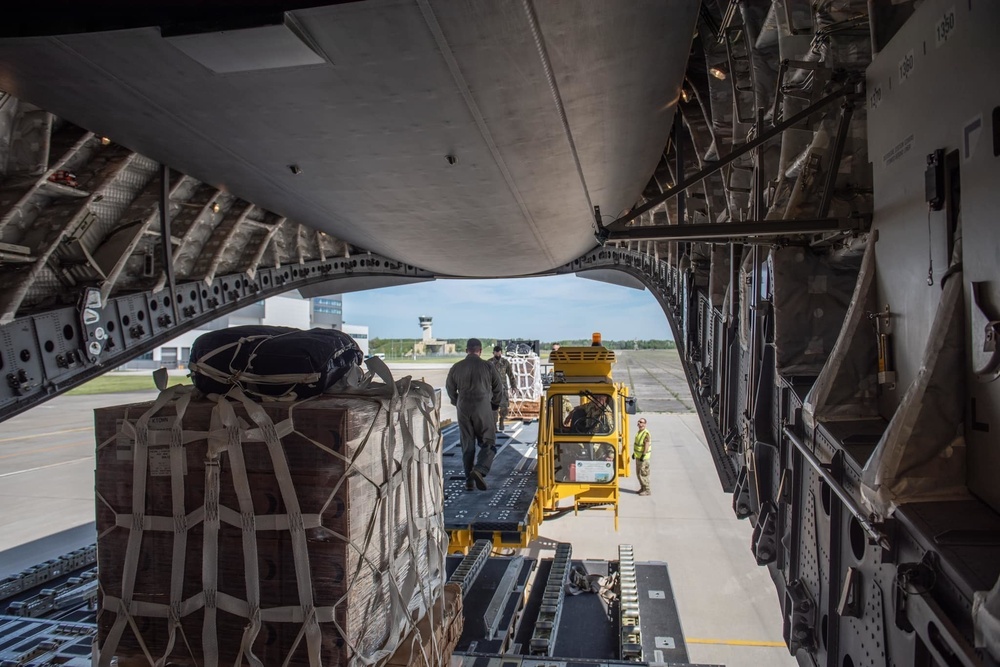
[164,383,193,667]
[359,354,396,391]
[97,359,448,667]
[975,573,1000,660]
[379,381,417,665]
[397,378,445,616]
[214,393,265,667]
[335,402,409,664]
[224,385,322,666]
[98,382,196,667]
[188,360,322,397]
[188,332,324,400]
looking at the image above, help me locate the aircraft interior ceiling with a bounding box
[1,1,999,665]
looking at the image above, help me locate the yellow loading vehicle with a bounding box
[537,334,636,529]
[443,333,635,553]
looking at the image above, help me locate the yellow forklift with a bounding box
[443,333,635,552]
[537,333,636,529]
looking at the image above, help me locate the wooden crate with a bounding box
[386,583,464,667]
[96,389,444,667]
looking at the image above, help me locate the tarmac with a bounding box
[0,350,793,667]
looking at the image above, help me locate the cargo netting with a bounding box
[507,354,543,419]
[94,360,448,667]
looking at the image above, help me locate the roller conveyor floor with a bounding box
[447,547,722,667]
[442,422,540,541]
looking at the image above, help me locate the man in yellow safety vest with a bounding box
[633,418,651,496]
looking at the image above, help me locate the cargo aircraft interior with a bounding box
[0,1,998,666]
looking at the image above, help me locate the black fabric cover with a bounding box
[190,325,363,398]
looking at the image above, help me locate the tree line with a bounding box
[552,339,676,350]
[369,338,676,355]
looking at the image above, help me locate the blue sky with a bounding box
[341,275,673,341]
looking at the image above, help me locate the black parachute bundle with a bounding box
[189,325,364,399]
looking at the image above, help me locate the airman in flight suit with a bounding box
[446,338,504,491]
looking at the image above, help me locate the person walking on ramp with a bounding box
[488,345,517,431]
[447,338,504,491]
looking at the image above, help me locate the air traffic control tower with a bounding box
[414,316,454,356]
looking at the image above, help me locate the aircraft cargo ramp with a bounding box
[442,422,542,553]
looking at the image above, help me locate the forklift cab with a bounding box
[550,391,617,482]
[538,334,636,528]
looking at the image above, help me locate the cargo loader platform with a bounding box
[442,422,543,553]
[446,542,721,667]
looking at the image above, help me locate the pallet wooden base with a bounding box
[510,399,540,418]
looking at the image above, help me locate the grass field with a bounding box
[66,354,555,395]
[65,354,546,395]
[383,355,557,365]
[381,356,466,364]
[66,374,190,396]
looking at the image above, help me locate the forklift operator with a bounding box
[564,393,612,434]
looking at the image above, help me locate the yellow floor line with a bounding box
[686,637,787,648]
[0,426,92,444]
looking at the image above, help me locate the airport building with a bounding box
[123,293,368,368]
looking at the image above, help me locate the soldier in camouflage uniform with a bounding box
[633,418,652,495]
[564,394,613,433]
[488,345,517,431]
